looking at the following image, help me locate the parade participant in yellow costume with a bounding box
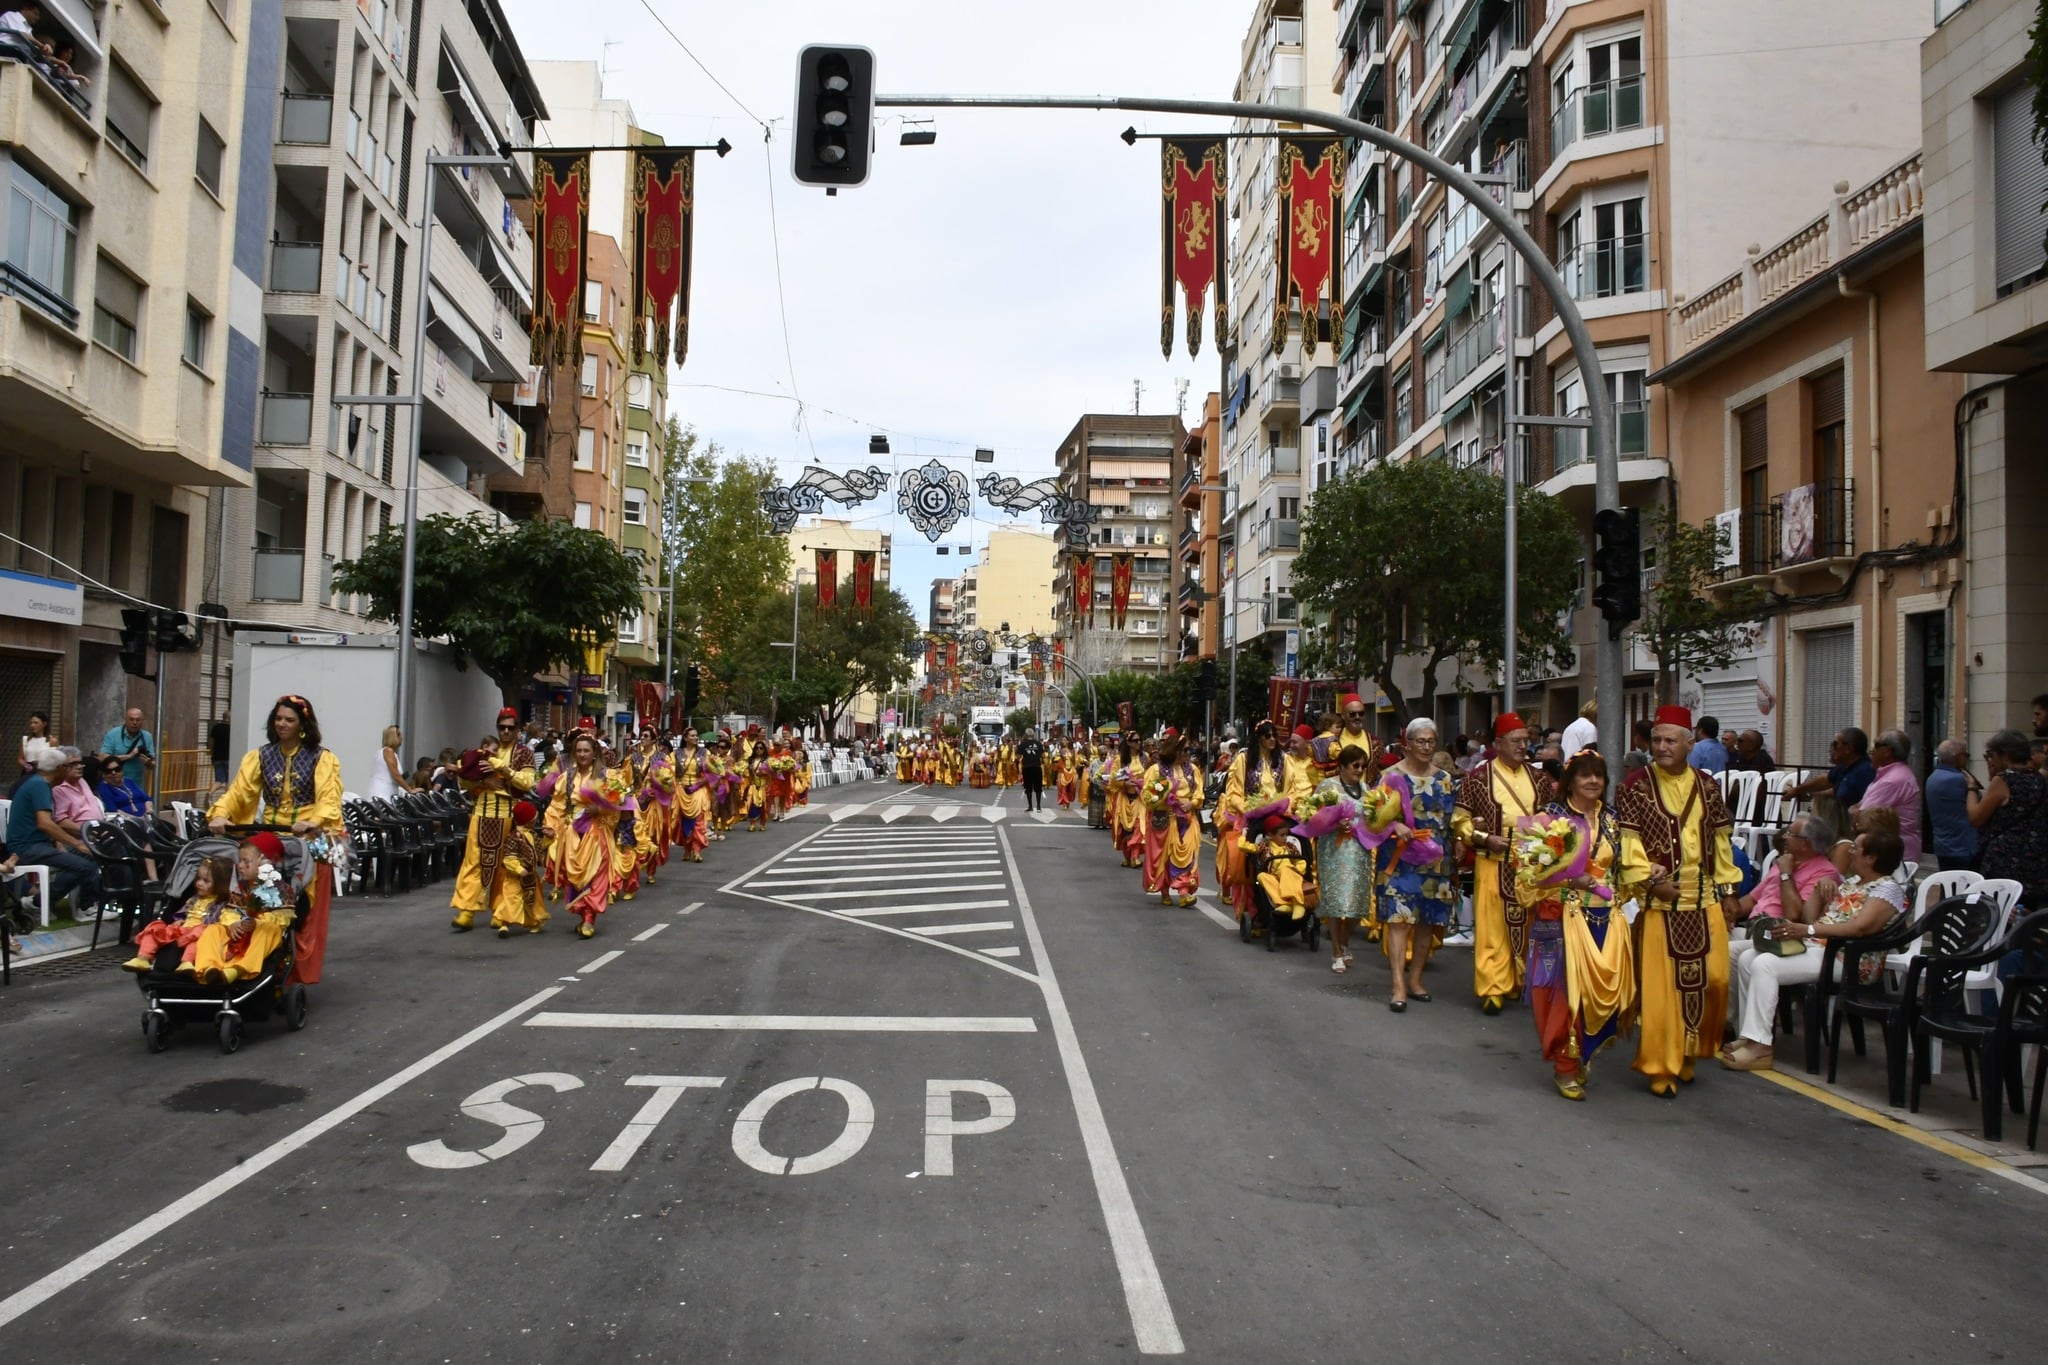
[767,737,797,820]
[896,742,914,783]
[996,739,1021,789]
[1617,706,1740,1097]
[943,739,964,787]
[450,708,537,932]
[709,733,739,836]
[491,800,549,936]
[191,833,295,985]
[1106,738,1146,866]
[1140,730,1206,906]
[791,737,812,807]
[743,733,771,831]
[1220,721,1309,926]
[1452,713,1555,1014]
[1055,744,1078,810]
[674,727,712,862]
[207,694,344,986]
[610,733,651,900]
[635,728,674,881]
[544,730,633,938]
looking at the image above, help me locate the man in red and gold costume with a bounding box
[450,708,538,933]
[1452,713,1555,1014]
[1617,705,1741,1097]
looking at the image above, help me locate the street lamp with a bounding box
[770,566,813,682]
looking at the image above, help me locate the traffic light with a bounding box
[791,45,875,189]
[683,661,701,716]
[153,610,192,653]
[119,609,152,677]
[1196,659,1218,700]
[1591,507,1642,632]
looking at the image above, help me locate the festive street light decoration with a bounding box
[976,472,1064,516]
[898,459,971,542]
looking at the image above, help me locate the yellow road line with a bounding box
[1753,1068,2048,1197]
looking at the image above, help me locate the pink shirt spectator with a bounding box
[1858,760,1924,867]
[52,777,104,827]
[1749,851,1837,920]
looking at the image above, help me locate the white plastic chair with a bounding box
[1724,770,1763,823]
[1887,869,1984,982]
[1960,878,2027,1011]
[6,865,51,927]
[1761,770,1795,826]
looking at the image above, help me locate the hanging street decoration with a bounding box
[977,473,1064,516]
[759,484,825,534]
[631,149,697,367]
[1046,494,1100,550]
[1110,552,1136,630]
[815,549,838,614]
[795,464,890,507]
[1273,137,1346,354]
[852,549,876,617]
[1161,137,1229,358]
[531,152,592,366]
[898,459,971,543]
[1071,553,1096,628]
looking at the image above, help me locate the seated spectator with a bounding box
[409,757,435,791]
[4,748,99,919]
[95,753,150,819]
[1689,715,1729,773]
[1724,827,1909,1072]
[1853,729,1923,872]
[1788,726,1875,828]
[2,843,21,952]
[1829,806,1911,888]
[1970,728,2048,910]
[1926,738,1977,873]
[50,747,104,834]
[1734,814,1839,927]
[1730,729,1777,774]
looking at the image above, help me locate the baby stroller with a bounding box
[132,830,316,1054]
[1242,825,1322,953]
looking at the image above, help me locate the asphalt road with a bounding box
[0,781,2039,1363]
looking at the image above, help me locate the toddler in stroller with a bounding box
[122,852,235,975]
[1243,812,1321,952]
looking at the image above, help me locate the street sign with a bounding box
[1283,629,1299,680]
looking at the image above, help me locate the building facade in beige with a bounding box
[955,529,1056,637]
[1,1,262,782]
[1919,0,2048,742]
[1177,393,1224,663]
[786,518,891,590]
[1052,414,1186,674]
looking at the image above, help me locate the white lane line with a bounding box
[837,899,1012,918]
[998,826,1184,1355]
[806,836,1001,848]
[1192,891,1237,932]
[632,922,670,942]
[0,985,565,1331]
[773,853,1003,867]
[788,882,1009,901]
[811,832,1000,843]
[981,946,1024,959]
[903,921,1016,937]
[744,869,1006,889]
[677,901,703,916]
[578,950,625,973]
[525,1012,1038,1033]
[881,805,916,822]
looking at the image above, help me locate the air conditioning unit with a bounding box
[1278,363,1300,381]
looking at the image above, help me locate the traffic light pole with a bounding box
[876,92,1626,771]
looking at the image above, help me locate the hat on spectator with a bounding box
[244,831,286,864]
[1292,724,1316,741]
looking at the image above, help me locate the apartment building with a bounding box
[1051,414,1186,674]
[1329,0,1930,734]
[1656,154,1958,770]
[1220,0,1343,676]
[1921,0,2048,742]
[0,2,262,778]
[928,577,955,631]
[235,0,543,673]
[1176,392,1225,662]
[954,529,1057,637]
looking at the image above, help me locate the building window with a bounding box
[1551,33,1644,151]
[92,255,143,362]
[1392,365,1413,445]
[183,301,211,369]
[573,501,592,529]
[627,372,652,409]
[4,160,79,319]
[583,280,602,321]
[623,486,647,526]
[1557,196,1647,300]
[618,610,641,644]
[1810,366,1847,552]
[1739,400,1769,573]
[105,62,157,173]
[1993,83,2048,292]
[575,426,595,469]
[625,434,649,467]
[195,118,226,197]
[580,353,598,396]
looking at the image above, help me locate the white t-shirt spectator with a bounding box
[1560,715,1598,762]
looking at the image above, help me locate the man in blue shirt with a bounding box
[1688,715,1729,774]
[1789,727,1875,809]
[6,749,100,917]
[1926,737,1978,872]
[100,707,155,789]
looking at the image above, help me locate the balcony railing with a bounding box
[259,392,314,445]
[1445,305,1503,393]
[1257,519,1302,553]
[1341,17,1385,112]
[269,241,322,293]
[252,548,305,601]
[1259,445,1301,480]
[279,92,333,145]
[1448,1,1527,130]
[1550,73,1646,154]
[1487,138,1528,194]
[1558,235,1649,301]
[1260,595,1300,628]
[1552,400,1651,472]
[1775,479,1854,566]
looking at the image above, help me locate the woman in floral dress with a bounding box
[1378,717,1459,1007]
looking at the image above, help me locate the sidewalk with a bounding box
[5,922,107,967]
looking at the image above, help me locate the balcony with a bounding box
[1445,2,1527,136]
[1445,305,1503,393]
[1550,73,1645,155]
[1774,479,1854,570]
[1257,518,1301,554]
[1341,18,1386,113]
[1258,445,1301,481]
[430,224,528,381]
[259,392,314,445]
[252,548,306,602]
[1342,215,1383,298]
[268,242,322,293]
[1259,595,1300,630]
[278,92,333,145]
[1558,235,1648,302]
[1551,400,1650,473]
[1487,138,1528,194]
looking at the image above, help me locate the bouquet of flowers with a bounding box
[1291,785,1404,853]
[572,770,639,836]
[1512,814,1608,902]
[769,755,798,777]
[303,831,352,875]
[1140,775,1173,810]
[250,861,285,911]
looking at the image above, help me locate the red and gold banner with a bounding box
[815,549,837,613]
[1273,138,1345,355]
[925,640,938,678]
[1161,137,1229,358]
[1109,553,1135,630]
[1072,554,1095,628]
[946,641,959,679]
[631,148,697,367]
[1269,677,1305,732]
[851,550,876,616]
[531,152,591,366]
[1117,701,1137,734]
[1053,638,1065,677]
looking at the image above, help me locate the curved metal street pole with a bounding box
[876,93,1625,773]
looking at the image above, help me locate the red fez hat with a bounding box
[1493,713,1528,740]
[1340,692,1363,710]
[243,831,286,864]
[1655,705,1694,731]
[1292,724,1316,741]
[512,800,537,827]
[1261,814,1289,834]
[496,707,519,725]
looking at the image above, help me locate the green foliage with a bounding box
[1637,507,1767,704]
[659,421,787,714]
[718,583,921,736]
[1005,708,1035,735]
[335,514,645,700]
[1290,458,1580,718]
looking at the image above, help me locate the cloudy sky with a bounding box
[495,0,1257,622]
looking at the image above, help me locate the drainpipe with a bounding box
[1837,272,1882,731]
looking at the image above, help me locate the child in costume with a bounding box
[123,855,236,974]
[190,833,295,986]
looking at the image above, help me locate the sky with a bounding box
[493,0,1256,624]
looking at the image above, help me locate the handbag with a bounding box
[1751,917,1807,957]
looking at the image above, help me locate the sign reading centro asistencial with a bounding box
[0,569,84,626]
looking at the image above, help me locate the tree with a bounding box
[1290,459,1580,719]
[723,583,920,736]
[1094,668,1159,733]
[335,514,645,702]
[1635,507,1767,705]
[1005,708,1035,736]
[659,421,787,713]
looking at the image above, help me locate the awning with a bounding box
[1361,259,1386,297]
[1341,385,1372,427]
[439,46,500,148]
[1446,265,1475,319]
[1445,391,1477,426]
[1445,2,1483,76]
[427,284,520,383]
[1422,320,1446,352]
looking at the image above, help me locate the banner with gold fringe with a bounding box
[531,152,592,367]
[631,148,696,367]
[815,549,837,614]
[851,549,876,617]
[1272,137,1345,355]
[1160,136,1229,358]
[1110,552,1135,630]
[1072,553,1095,628]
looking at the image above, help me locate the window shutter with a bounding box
[1810,367,1844,429]
[1800,627,1856,766]
[106,65,152,157]
[1994,84,2048,289]
[1739,402,1768,470]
